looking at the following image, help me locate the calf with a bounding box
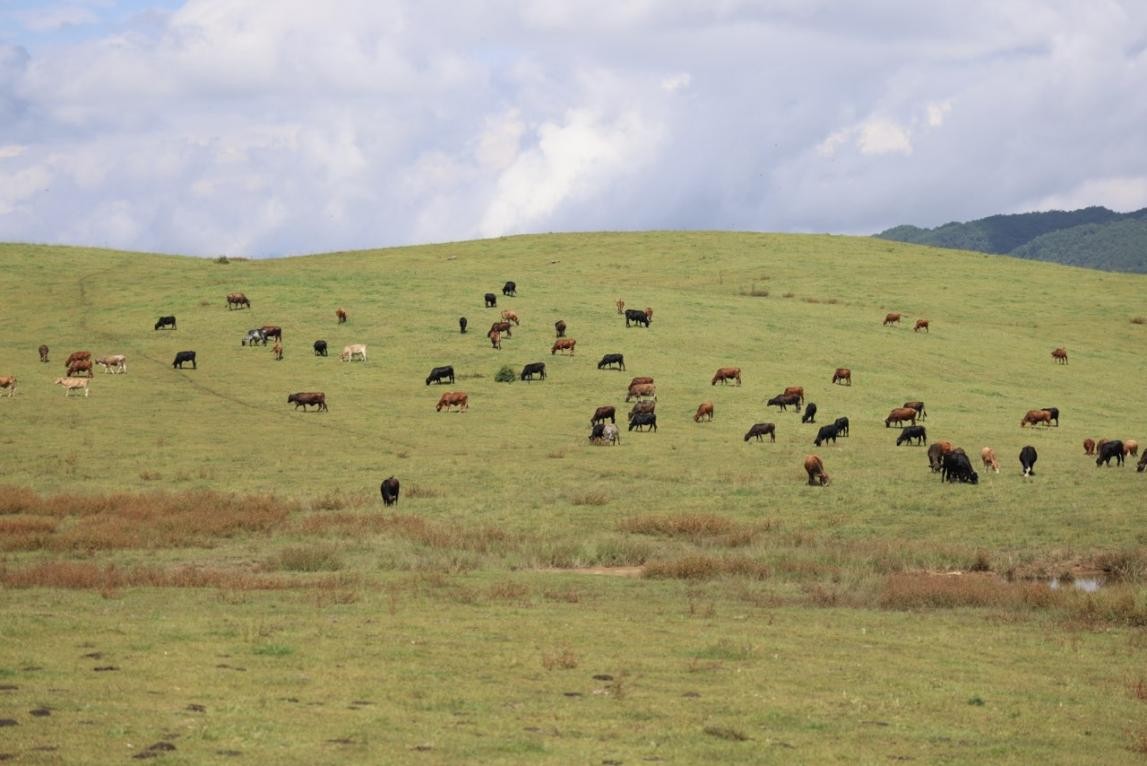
[287,392,328,412]
[814,423,840,447]
[0,376,15,397]
[832,367,851,385]
[804,455,830,486]
[95,355,127,374]
[767,393,801,412]
[426,365,455,385]
[1019,445,1038,477]
[272,341,283,361]
[336,307,348,324]
[313,340,328,357]
[597,353,625,371]
[459,316,468,334]
[694,402,714,422]
[54,377,90,397]
[1083,437,1096,455]
[885,407,917,427]
[172,351,197,369]
[154,315,176,330]
[555,319,567,338]
[941,449,979,484]
[551,338,576,355]
[380,476,400,506]
[744,422,776,442]
[616,299,625,315]
[484,292,497,308]
[628,412,657,432]
[833,417,850,437]
[980,447,1000,474]
[502,281,516,297]
[591,405,616,426]
[624,309,650,328]
[711,367,742,385]
[903,401,927,420]
[38,344,49,363]
[520,362,547,381]
[801,402,817,423]
[896,425,927,446]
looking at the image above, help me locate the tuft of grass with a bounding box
[252,644,294,657]
[272,545,344,572]
[703,725,749,741]
[692,640,754,661]
[1095,549,1147,583]
[1131,316,1146,325]
[644,554,770,580]
[569,492,608,506]
[740,283,769,297]
[541,646,579,670]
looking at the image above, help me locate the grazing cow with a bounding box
[711,367,741,386]
[260,325,283,342]
[501,310,519,325]
[1019,445,1038,477]
[54,377,89,397]
[0,376,15,397]
[242,328,267,346]
[601,423,621,446]
[1020,409,1052,428]
[380,476,400,506]
[767,393,802,412]
[65,351,91,367]
[941,449,979,484]
[616,299,625,315]
[1097,440,1125,467]
[589,423,606,443]
[340,344,367,362]
[551,338,576,355]
[95,355,126,374]
[804,455,830,486]
[172,351,197,369]
[313,340,328,357]
[885,407,917,428]
[488,330,502,350]
[597,353,625,371]
[435,391,469,412]
[927,441,954,473]
[628,376,654,389]
[1051,347,1068,364]
[744,422,776,443]
[1040,407,1060,426]
[832,367,851,385]
[485,292,497,308]
[226,292,250,310]
[1138,452,1147,473]
[833,417,850,437]
[625,309,650,328]
[782,386,805,404]
[626,383,656,402]
[459,317,468,334]
[896,426,927,446]
[555,320,567,338]
[694,402,714,422]
[336,308,347,324]
[272,341,283,361]
[1124,439,1140,457]
[521,362,547,381]
[1083,438,1096,455]
[628,400,656,420]
[628,412,657,432]
[914,319,929,333]
[801,402,817,423]
[489,321,513,338]
[426,366,455,385]
[814,423,840,447]
[66,359,93,377]
[591,406,616,426]
[154,315,176,330]
[503,281,517,297]
[38,345,49,363]
[883,312,902,326]
[903,401,927,420]
[644,307,653,322]
[287,392,328,412]
[981,447,1000,473]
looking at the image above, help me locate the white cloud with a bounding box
[925,100,951,127]
[1023,176,1147,213]
[857,119,912,156]
[0,144,26,160]
[661,72,691,92]
[15,6,99,32]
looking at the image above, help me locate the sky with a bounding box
[1,0,1145,257]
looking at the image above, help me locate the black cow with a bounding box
[426,365,455,385]
[744,422,776,442]
[1040,406,1060,426]
[1019,445,1038,476]
[459,317,468,334]
[555,320,567,338]
[154,315,176,330]
[767,394,801,412]
[814,423,840,446]
[1096,440,1125,467]
[896,426,927,446]
[521,362,546,382]
[591,406,616,426]
[598,353,625,371]
[589,423,606,442]
[941,449,978,484]
[833,417,850,437]
[172,351,196,369]
[380,476,400,506]
[628,412,657,431]
[801,402,817,423]
[485,293,497,308]
[313,339,328,356]
[503,281,517,297]
[624,309,650,328]
[904,401,927,420]
[1138,452,1146,473]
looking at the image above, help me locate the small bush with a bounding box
[1131,316,1146,325]
[273,545,344,572]
[541,646,579,670]
[214,255,230,264]
[494,365,516,383]
[644,554,770,580]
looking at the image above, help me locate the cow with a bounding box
[628,412,657,432]
[336,308,347,324]
[503,281,517,297]
[980,447,1000,474]
[435,391,469,412]
[597,354,625,371]
[804,455,830,486]
[485,292,497,308]
[883,312,902,326]
[616,299,625,315]
[832,367,851,385]
[154,315,176,330]
[801,403,817,423]
[914,319,929,333]
[885,407,917,428]
[601,423,621,446]
[226,292,250,310]
[814,423,840,447]
[0,376,15,397]
[38,345,49,363]
[1051,347,1068,364]
[242,328,267,346]
[782,386,804,404]
[380,476,400,506]
[644,307,653,322]
[628,376,654,389]
[625,309,650,328]
[426,366,455,385]
[459,317,468,334]
[767,394,801,412]
[589,423,606,443]
[340,344,367,362]
[1083,438,1096,455]
[928,441,954,473]
[628,400,656,420]
[744,422,776,443]
[1138,451,1147,473]
[711,367,741,386]
[172,351,197,369]
[287,392,328,412]
[896,426,927,446]
[65,351,91,367]
[551,338,576,355]
[941,449,978,484]
[694,402,714,422]
[833,417,850,437]
[903,401,927,420]
[1097,440,1125,467]
[260,325,282,342]
[313,340,328,357]
[555,320,567,338]
[591,405,616,426]
[489,321,513,338]
[1019,445,1038,477]
[626,383,656,402]
[521,362,547,381]
[66,359,93,377]
[1021,409,1052,428]
[54,377,89,397]
[95,355,127,374]
[1040,407,1060,426]
[501,310,520,325]
[272,341,283,361]
[488,330,502,350]
[1124,439,1140,457]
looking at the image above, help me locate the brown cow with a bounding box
[551,338,576,355]
[903,401,927,420]
[554,320,567,338]
[501,310,519,326]
[1083,438,1096,455]
[67,359,93,377]
[883,312,902,326]
[644,307,653,322]
[336,308,347,324]
[1051,347,1068,364]
[272,341,284,361]
[927,441,954,472]
[226,292,250,309]
[591,405,616,426]
[626,383,656,402]
[488,330,502,350]
[914,319,929,333]
[260,325,283,342]
[804,455,830,486]
[711,367,741,386]
[1125,439,1140,457]
[0,376,15,397]
[628,400,656,420]
[489,321,512,338]
[435,391,469,412]
[885,407,917,427]
[38,345,49,363]
[1021,409,1052,428]
[783,386,804,404]
[65,351,91,368]
[980,447,1000,474]
[288,391,327,411]
[628,376,654,389]
[616,299,625,315]
[694,402,714,422]
[832,367,851,385]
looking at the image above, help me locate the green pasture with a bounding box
[1,233,1146,763]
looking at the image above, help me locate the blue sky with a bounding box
[1,1,1146,257]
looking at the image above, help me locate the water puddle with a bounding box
[1049,577,1104,592]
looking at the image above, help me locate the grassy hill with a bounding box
[2,234,1147,763]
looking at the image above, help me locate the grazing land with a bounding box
[1,233,1146,764]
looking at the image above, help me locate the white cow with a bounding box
[96,355,127,374]
[54,377,90,397]
[340,344,367,362]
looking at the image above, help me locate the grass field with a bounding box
[1,233,1146,763]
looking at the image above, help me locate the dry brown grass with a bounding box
[0,560,356,590]
[542,646,579,670]
[569,491,609,506]
[644,554,771,581]
[879,573,1047,610]
[619,513,766,547]
[1129,678,1147,702]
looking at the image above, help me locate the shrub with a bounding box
[494,365,516,383]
